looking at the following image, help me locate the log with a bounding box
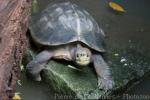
[0,0,31,99]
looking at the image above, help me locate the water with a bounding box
[121,74,150,100]
[17,0,150,99]
[16,73,55,100]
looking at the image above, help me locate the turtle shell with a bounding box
[29,2,105,52]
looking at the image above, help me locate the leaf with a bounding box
[12,92,21,100]
[109,2,126,12]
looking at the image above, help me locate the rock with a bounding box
[42,61,106,100]
[23,43,150,99]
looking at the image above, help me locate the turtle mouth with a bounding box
[76,59,90,66]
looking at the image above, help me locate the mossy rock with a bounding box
[22,43,150,100]
[42,61,106,99]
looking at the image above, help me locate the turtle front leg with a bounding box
[93,54,114,91]
[26,50,53,81]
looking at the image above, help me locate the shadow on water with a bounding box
[16,0,150,99]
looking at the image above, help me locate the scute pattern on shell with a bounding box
[29,2,105,52]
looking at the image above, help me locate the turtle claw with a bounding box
[98,77,114,91]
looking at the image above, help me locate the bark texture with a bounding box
[0,0,31,99]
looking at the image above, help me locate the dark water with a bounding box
[121,74,150,100]
[16,73,55,100]
[17,0,150,99]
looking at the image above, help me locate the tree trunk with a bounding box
[0,0,31,99]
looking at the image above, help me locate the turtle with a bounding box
[27,2,114,91]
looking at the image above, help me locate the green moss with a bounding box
[22,49,36,66]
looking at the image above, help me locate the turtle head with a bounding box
[75,45,91,66]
